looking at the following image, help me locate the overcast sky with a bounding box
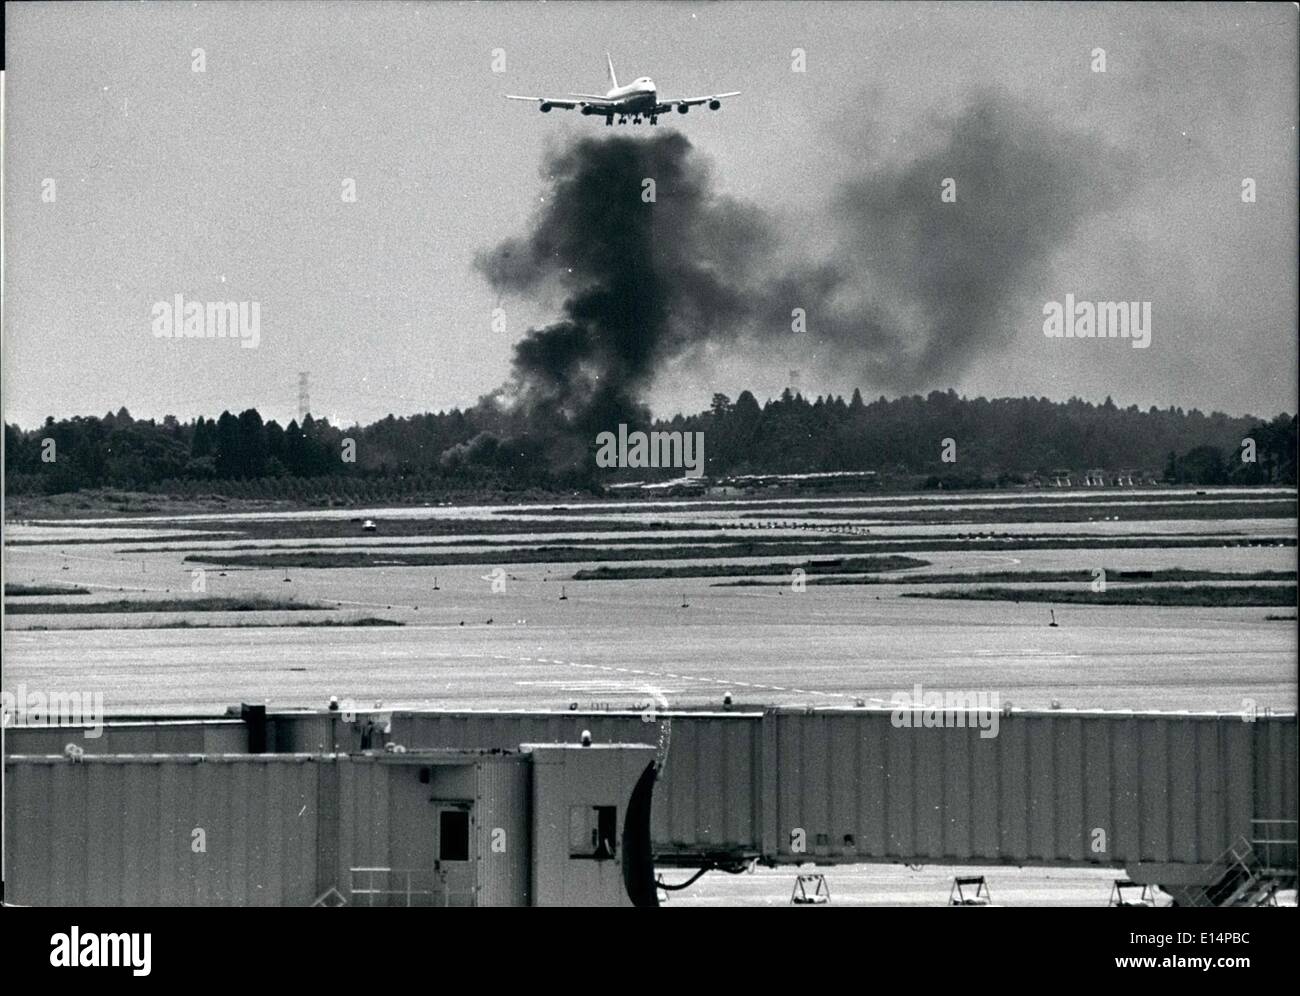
[4,0,1296,429]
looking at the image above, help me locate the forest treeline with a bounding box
[4,389,1295,498]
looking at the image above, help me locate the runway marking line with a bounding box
[483,651,854,702]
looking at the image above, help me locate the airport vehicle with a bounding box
[506,53,739,125]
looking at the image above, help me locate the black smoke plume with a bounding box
[471,91,1128,471]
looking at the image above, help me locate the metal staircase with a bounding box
[1182,821,1297,907]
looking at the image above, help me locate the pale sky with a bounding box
[3,0,1297,428]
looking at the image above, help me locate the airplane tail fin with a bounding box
[606,52,618,90]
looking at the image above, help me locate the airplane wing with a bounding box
[654,91,741,114]
[505,95,583,110]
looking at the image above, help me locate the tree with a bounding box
[213,411,241,478]
[1179,445,1227,485]
[191,416,214,459]
[236,409,268,478]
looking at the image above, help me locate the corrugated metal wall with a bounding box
[5,755,320,905]
[271,714,347,754]
[334,755,389,889]
[652,714,762,857]
[1254,714,1298,824]
[763,711,1272,866]
[4,720,247,755]
[9,709,1292,896]
[475,758,530,906]
[374,708,1296,868]
[5,752,533,907]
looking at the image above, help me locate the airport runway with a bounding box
[3,567,1294,715]
[4,495,1295,716]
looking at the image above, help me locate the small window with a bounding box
[569,805,617,860]
[439,809,470,862]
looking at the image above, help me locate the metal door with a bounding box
[433,803,476,907]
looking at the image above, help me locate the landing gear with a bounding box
[632,114,642,124]
[604,114,613,126]
[649,114,658,125]
[618,114,628,125]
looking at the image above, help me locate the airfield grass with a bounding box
[748,499,1296,525]
[5,595,330,614]
[571,554,927,581]
[181,542,929,570]
[19,519,740,547]
[716,568,1298,587]
[503,491,1294,518]
[12,616,403,631]
[289,616,402,626]
[11,616,405,631]
[7,482,1294,539]
[4,583,92,596]
[116,533,1296,556]
[176,533,1297,571]
[905,584,1298,607]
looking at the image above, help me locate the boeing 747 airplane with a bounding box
[507,54,740,125]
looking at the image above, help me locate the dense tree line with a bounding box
[4,391,1295,497]
[669,390,1296,486]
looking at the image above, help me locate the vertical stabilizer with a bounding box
[606,52,619,90]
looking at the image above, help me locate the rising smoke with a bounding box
[468,90,1128,471]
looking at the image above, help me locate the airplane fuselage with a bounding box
[604,78,657,110]
[575,78,658,117]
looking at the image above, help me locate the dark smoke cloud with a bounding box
[475,131,775,436]
[473,90,1129,466]
[826,93,1130,386]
